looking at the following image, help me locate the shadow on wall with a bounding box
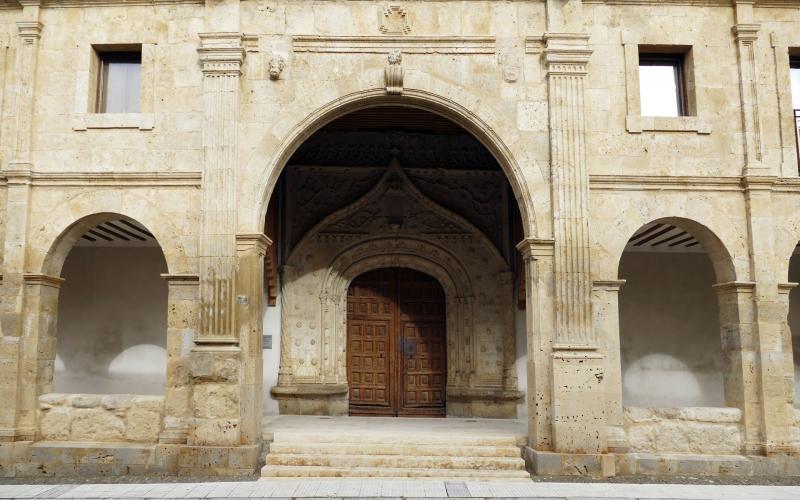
[54,246,168,395]
[788,252,800,407]
[619,252,725,408]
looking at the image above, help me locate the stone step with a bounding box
[269,432,524,447]
[260,465,531,480]
[265,453,526,471]
[268,442,522,457]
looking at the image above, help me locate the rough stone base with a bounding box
[522,447,615,478]
[0,442,261,478]
[616,452,800,477]
[446,389,522,418]
[272,384,348,416]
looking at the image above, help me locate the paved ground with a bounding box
[0,480,799,499]
[261,415,528,439]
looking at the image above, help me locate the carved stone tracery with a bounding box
[274,158,519,417]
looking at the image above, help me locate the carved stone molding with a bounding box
[236,233,272,258]
[16,21,42,44]
[22,274,64,289]
[197,32,245,77]
[292,36,495,55]
[379,5,411,35]
[385,50,403,95]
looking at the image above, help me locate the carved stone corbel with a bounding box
[268,53,285,80]
[385,50,403,95]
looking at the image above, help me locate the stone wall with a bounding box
[37,394,164,444]
[624,407,743,455]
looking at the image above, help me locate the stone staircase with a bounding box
[260,429,530,480]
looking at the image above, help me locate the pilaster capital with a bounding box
[197,32,245,77]
[778,282,799,295]
[23,273,64,289]
[160,273,200,285]
[544,32,592,76]
[16,21,42,44]
[712,280,756,296]
[235,233,272,257]
[593,279,626,292]
[516,238,555,262]
[733,23,760,43]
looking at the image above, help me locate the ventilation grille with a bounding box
[624,222,703,253]
[76,219,157,247]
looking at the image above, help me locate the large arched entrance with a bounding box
[347,267,447,417]
[264,105,526,419]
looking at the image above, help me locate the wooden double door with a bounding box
[346,268,447,417]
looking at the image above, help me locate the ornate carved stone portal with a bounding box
[271,157,522,417]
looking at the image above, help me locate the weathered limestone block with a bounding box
[36,394,165,444]
[71,409,125,441]
[624,407,743,455]
[192,385,239,419]
[39,408,71,441]
[125,410,161,442]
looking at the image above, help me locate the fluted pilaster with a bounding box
[197,33,244,344]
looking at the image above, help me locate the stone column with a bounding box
[159,274,199,445]
[179,32,261,474]
[714,281,761,455]
[742,175,793,455]
[234,234,270,446]
[0,5,43,442]
[593,279,628,453]
[517,238,555,451]
[544,32,607,456]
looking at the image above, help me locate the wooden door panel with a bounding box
[347,267,446,417]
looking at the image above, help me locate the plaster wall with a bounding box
[619,252,724,408]
[262,278,281,416]
[55,246,168,395]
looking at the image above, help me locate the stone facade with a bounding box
[0,0,798,479]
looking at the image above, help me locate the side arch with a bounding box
[41,212,173,277]
[615,216,737,284]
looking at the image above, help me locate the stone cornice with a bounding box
[0,171,201,187]
[583,0,800,6]
[590,175,744,192]
[293,35,496,55]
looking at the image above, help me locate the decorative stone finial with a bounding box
[385,50,403,95]
[269,54,286,80]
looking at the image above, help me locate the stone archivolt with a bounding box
[272,158,520,417]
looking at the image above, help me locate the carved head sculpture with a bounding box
[388,49,402,66]
[269,55,286,80]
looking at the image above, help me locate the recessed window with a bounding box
[639,52,688,117]
[96,49,141,113]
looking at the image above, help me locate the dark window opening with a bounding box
[95,48,141,113]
